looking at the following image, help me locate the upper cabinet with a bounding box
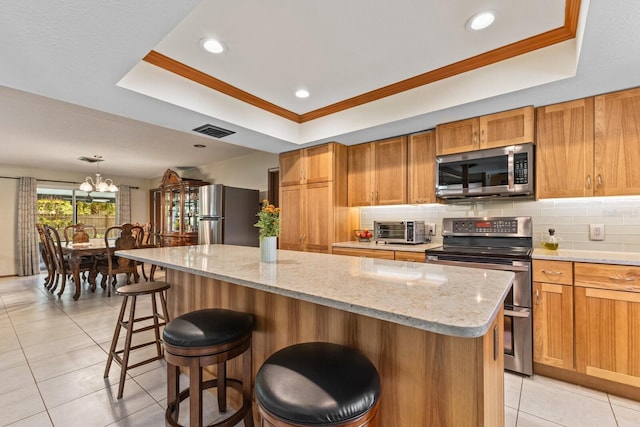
[536,98,595,199]
[436,106,534,155]
[407,130,436,204]
[537,87,640,198]
[348,136,407,206]
[280,143,338,186]
[594,87,640,196]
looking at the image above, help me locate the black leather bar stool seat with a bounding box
[255,342,381,427]
[163,308,254,427]
[104,281,170,399]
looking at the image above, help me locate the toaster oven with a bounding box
[374,220,428,244]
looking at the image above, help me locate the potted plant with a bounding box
[254,199,280,262]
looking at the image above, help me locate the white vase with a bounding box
[260,236,277,263]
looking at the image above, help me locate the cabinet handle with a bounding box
[597,174,603,189]
[541,270,564,275]
[481,129,485,145]
[375,191,379,201]
[608,275,636,282]
[371,192,374,202]
[586,175,591,189]
[473,131,478,145]
[536,289,539,305]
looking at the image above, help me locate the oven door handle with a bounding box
[426,259,530,272]
[504,308,531,318]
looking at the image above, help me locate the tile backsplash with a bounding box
[360,196,640,253]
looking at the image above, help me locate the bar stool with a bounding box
[103,281,171,399]
[162,308,254,427]
[255,342,381,427]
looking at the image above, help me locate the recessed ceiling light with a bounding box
[295,89,310,98]
[200,38,225,54]
[467,11,496,31]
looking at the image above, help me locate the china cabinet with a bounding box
[159,169,209,247]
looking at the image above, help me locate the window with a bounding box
[37,187,116,238]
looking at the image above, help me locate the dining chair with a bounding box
[43,224,94,297]
[133,222,158,281]
[95,223,142,297]
[35,223,55,289]
[63,223,97,244]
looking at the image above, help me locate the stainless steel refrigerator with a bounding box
[198,184,260,246]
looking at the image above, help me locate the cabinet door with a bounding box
[436,117,479,155]
[280,150,304,187]
[479,106,534,150]
[407,131,436,204]
[374,136,407,205]
[348,143,374,206]
[575,286,640,387]
[536,99,595,198]
[304,182,333,253]
[279,185,305,251]
[533,282,575,370]
[394,251,426,263]
[305,144,334,184]
[595,87,640,196]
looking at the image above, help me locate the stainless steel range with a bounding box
[425,216,533,376]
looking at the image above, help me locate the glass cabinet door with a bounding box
[184,186,199,233]
[163,190,173,234]
[171,188,181,232]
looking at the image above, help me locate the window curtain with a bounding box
[17,177,40,276]
[116,185,131,225]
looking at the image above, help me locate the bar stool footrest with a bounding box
[165,378,252,427]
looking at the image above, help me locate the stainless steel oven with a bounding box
[425,217,533,375]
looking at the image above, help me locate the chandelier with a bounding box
[78,155,118,192]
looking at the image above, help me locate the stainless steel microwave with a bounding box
[374,220,428,244]
[436,144,534,200]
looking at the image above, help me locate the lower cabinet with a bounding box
[574,262,640,388]
[331,247,425,262]
[533,281,574,370]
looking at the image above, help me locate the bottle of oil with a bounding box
[543,228,559,250]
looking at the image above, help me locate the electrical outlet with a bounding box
[426,223,436,236]
[589,224,605,241]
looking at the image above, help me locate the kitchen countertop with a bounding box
[332,240,441,252]
[533,248,640,266]
[118,244,513,338]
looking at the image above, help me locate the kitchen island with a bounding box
[118,244,514,426]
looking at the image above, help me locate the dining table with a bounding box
[62,238,112,300]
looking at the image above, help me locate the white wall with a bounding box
[0,165,153,277]
[360,196,640,253]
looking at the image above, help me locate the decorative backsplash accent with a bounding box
[360,197,640,253]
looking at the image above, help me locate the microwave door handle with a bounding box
[508,150,515,189]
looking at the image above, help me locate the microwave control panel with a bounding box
[514,152,528,184]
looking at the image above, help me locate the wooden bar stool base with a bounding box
[163,308,254,427]
[103,281,170,399]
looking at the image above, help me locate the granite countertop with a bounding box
[118,244,513,338]
[533,248,640,266]
[332,240,441,252]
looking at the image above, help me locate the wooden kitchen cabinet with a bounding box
[279,143,350,253]
[574,262,640,388]
[536,98,595,198]
[394,251,426,262]
[348,136,407,206]
[331,247,395,260]
[407,130,436,204]
[533,260,575,370]
[594,87,640,196]
[280,143,340,187]
[436,106,534,155]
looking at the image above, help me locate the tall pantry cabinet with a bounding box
[279,143,350,253]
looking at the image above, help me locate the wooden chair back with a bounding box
[42,224,66,275]
[64,224,97,244]
[104,224,141,273]
[36,223,55,281]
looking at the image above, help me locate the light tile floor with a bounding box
[1,273,639,426]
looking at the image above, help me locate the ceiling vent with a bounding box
[192,124,236,139]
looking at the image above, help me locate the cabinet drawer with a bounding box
[394,251,426,263]
[574,262,640,292]
[533,260,573,285]
[332,247,395,260]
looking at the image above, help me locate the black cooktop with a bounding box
[425,245,532,260]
